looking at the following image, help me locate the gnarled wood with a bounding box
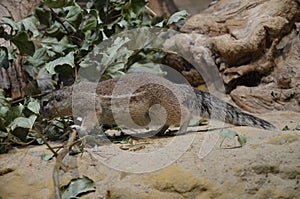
[167,0,300,113]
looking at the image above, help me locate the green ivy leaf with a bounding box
[220,129,249,147]
[130,0,148,14]
[19,15,40,37]
[69,148,84,156]
[103,62,126,79]
[42,36,77,54]
[101,36,132,67]
[61,176,95,199]
[27,99,40,114]
[11,31,35,56]
[237,134,248,147]
[127,62,166,76]
[0,97,10,129]
[0,131,8,138]
[87,9,102,25]
[154,20,164,28]
[9,115,37,131]
[36,68,56,91]
[65,5,82,29]
[41,154,54,161]
[79,35,131,73]
[11,127,28,142]
[220,129,238,139]
[7,46,16,61]
[0,17,19,30]
[0,119,6,131]
[82,18,97,32]
[82,30,103,51]
[6,104,25,124]
[189,117,201,126]
[0,89,11,107]
[167,10,189,25]
[26,47,49,67]
[45,21,66,37]
[0,107,9,119]
[282,125,290,131]
[45,51,75,74]
[35,8,52,26]
[188,118,208,126]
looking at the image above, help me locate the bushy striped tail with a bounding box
[191,89,278,130]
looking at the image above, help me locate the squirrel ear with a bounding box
[54,94,63,102]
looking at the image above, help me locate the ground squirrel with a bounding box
[41,73,278,134]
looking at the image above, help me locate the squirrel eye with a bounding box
[42,99,49,107]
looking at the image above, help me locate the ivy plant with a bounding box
[0,89,40,153]
[0,0,189,153]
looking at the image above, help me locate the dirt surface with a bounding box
[0,111,299,199]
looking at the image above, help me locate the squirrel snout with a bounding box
[40,99,52,118]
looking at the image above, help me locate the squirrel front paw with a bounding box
[70,125,88,137]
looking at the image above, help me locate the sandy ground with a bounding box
[0,111,299,199]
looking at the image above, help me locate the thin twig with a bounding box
[32,126,58,156]
[53,129,77,199]
[50,8,69,33]
[6,138,35,146]
[145,5,157,16]
[219,137,226,147]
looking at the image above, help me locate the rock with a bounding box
[142,164,219,198]
[164,0,300,113]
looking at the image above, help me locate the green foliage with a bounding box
[0,0,189,152]
[87,0,149,29]
[41,117,73,141]
[189,118,208,126]
[282,124,300,131]
[220,129,249,147]
[61,176,95,199]
[0,0,188,93]
[282,125,290,131]
[0,89,40,153]
[41,153,55,161]
[155,10,189,29]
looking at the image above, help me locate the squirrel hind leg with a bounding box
[156,125,170,136]
[156,115,191,136]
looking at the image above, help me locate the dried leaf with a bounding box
[61,176,95,199]
[41,154,54,161]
